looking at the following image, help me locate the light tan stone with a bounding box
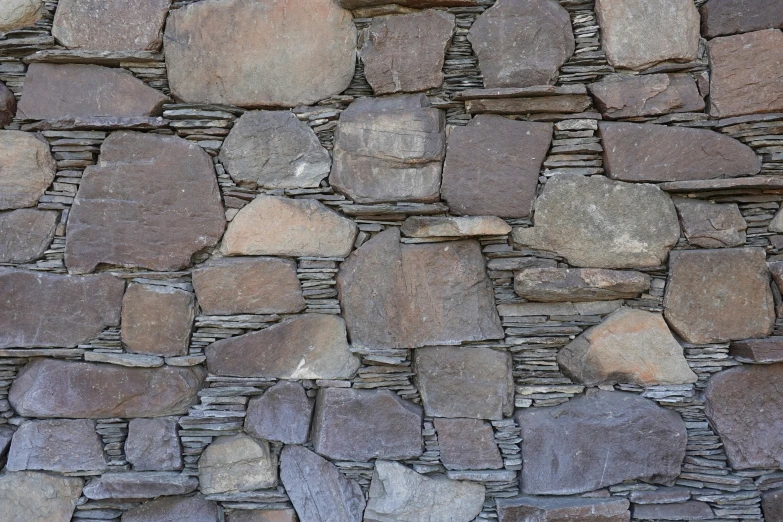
[199,435,277,495]
[0,471,82,522]
[400,216,511,238]
[0,0,44,33]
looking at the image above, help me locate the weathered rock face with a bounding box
[125,417,182,471]
[83,472,198,499]
[632,502,714,520]
[65,131,225,273]
[600,122,760,182]
[590,74,704,119]
[516,391,687,494]
[9,359,204,418]
[0,0,44,32]
[221,196,357,258]
[705,364,783,469]
[763,489,783,522]
[708,29,783,118]
[52,0,171,51]
[6,419,106,473]
[122,284,194,357]
[0,81,15,128]
[415,346,513,420]
[364,460,486,522]
[433,418,503,471]
[227,510,297,522]
[361,10,455,94]
[731,337,783,364]
[339,228,502,349]
[311,388,423,461]
[0,269,124,348]
[280,445,365,522]
[206,314,359,379]
[164,0,356,107]
[401,216,511,238]
[199,435,277,495]
[0,130,55,210]
[496,496,631,522]
[219,111,331,189]
[513,175,680,268]
[245,381,313,444]
[673,198,747,248]
[0,426,12,460]
[558,307,697,386]
[0,209,57,263]
[595,0,700,70]
[122,495,219,522]
[663,248,775,344]
[701,0,783,38]
[329,95,445,203]
[441,115,551,218]
[0,471,83,522]
[468,0,574,88]
[340,0,476,7]
[514,268,650,302]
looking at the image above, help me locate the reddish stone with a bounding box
[701,0,783,38]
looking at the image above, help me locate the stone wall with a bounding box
[1,0,783,521]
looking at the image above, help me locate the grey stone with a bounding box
[674,198,747,248]
[122,284,194,357]
[0,425,12,460]
[590,74,704,119]
[401,216,511,238]
[514,268,650,302]
[433,418,503,471]
[0,209,57,263]
[0,471,82,522]
[701,0,783,38]
[6,419,106,473]
[227,510,297,522]
[763,489,783,522]
[496,496,631,522]
[731,337,783,363]
[770,207,783,233]
[632,501,714,520]
[83,472,198,499]
[0,81,15,128]
[628,487,691,505]
[0,130,55,210]
[245,381,313,444]
[0,0,44,32]
[125,417,182,471]
[84,352,164,368]
[122,495,219,522]
[199,435,277,495]
[341,0,477,7]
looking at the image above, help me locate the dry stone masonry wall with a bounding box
[1,0,783,521]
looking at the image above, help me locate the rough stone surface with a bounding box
[122,495,219,522]
[496,496,631,522]
[338,227,503,349]
[364,460,486,522]
[401,216,511,238]
[122,284,194,357]
[0,81,15,128]
[6,419,106,473]
[771,208,783,233]
[513,174,680,268]
[125,417,182,471]
[701,0,783,38]
[632,502,714,520]
[245,381,313,444]
[280,445,365,522]
[590,74,704,119]
[221,196,357,258]
[227,510,297,522]
[329,95,445,203]
[0,0,44,32]
[415,346,513,420]
[311,387,423,461]
[441,115,552,218]
[0,471,82,522]
[206,314,359,379]
[0,209,57,263]
[0,426,12,460]
[199,435,277,495]
[83,472,198,499]
[433,418,503,471]
[516,390,687,494]
[674,198,747,248]
[0,130,55,210]
[600,122,760,182]
[628,488,692,505]
[663,248,775,344]
[164,0,356,107]
[219,111,331,189]
[514,268,650,302]
[468,0,574,88]
[731,337,783,363]
[361,10,455,94]
[9,359,204,419]
[341,0,477,7]
[558,307,697,386]
[763,489,783,522]
[65,131,225,273]
[595,0,700,70]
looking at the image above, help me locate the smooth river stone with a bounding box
[6,419,106,473]
[590,73,704,119]
[701,0,783,38]
[199,435,277,494]
[0,209,57,263]
[514,268,650,302]
[673,198,747,248]
[122,284,194,357]
[122,495,219,522]
[0,0,44,32]
[0,471,82,522]
[0,130,56,210]
[496,496,631,522]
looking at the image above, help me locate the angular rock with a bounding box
[513,175,680,268]
[311,388,423,461]
[632,501,714,520]
[0,471,82,522]
[245,381,313,444]
[516,390,687,494]
[364,460,485,522]
[221,196,356,258]
[329,95,445,203]
[122,495,219,522]
[600,122,760,182]
[663,248,775,344]
[199,435,277,495]
[401,216,511,238]
[771,207,783,233]
[415,346,513,420]
[65,131,225,273]
[122,284,194,357]
[0,0,44,32]
[6,419,106,473]
[227,510,297,522]
[441,115,552,218]
[0,426,12,460]
[0,209,57,263]
[83,472,198,499]
[595,0,700,70]
[192,257,305,315]
[496,496,631,522]
[701,0,783,38]
[558,307,697,386]
[515,268,650,302]
[590,74,704,119]
[219,111,331,189]
[164,0,356,107]
[0,130,55,210]
[125,417,182,471]
[280,445,365,522]
[338,227,503,349]
[0,269,124,348]
[206,314,359,379]
[468,0,574,88]
[731,337,783,363]
[763,489,783,522]
[17,64,168,120]
[9,359,204,418]
[433,418,503,471]
[674,198,747,248]
[0,81,15,128]
[361,10,455,94]
[709,30,783,118]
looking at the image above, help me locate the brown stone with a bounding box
[125,417,182,472]
[464,94,592,114]
[514,268,650,302]
[732,337,783,363]
[6,419,106,473]
[9,359,204,419]
[590,74,704,119]
[361,10,455,94]
[17,64,168,120]
[122,495,219,522]
[83,472,198,499]
[496,496,631,522]
[0,130,55,210]
[708,30,783,118]
[227,509,296,522]
[0,209,57,263]
[663,248,775,344]
[0,471,82,522]
[673,198,747,248]
[0,0,43,32]
[199,435,277,494]
[441,115,551,218]
[122,284,194,357]
[245,381,313,444]
[660,175,783,192]
[164,0,356,107]
[0,81,15,128]
[701,0,783,38]
[337,227,503,350]
[192,257,305,315]
[763,489,783,522]
[340,0,476,7]
[400,216,511,238]
[65,131,225,273]
[433,418,503,471]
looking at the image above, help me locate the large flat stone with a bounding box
[245,381,313,444]
[632,501,714,520]
[673,198,747,248]
[0,209,57,263]
[434,418,503,471]
[6,419,106,473]
[122,495,219,522]
[0,0,44,32]
[164,0,356,107]
[227,510,297,522]
[496,496,631,522]
[441,115,551,218]
[125,417,182,471]
[401,216,511,238]
[516,390,687,494]
[590,74,704,119]
[65,131,225,273]
[341,0,476,7]
[515,268,650,302]
[199,435,277,495]
[0,130,55,210]
[731,337,783,363]
[663,248,775,344]
[0,471,82,522]
[122,284,194,357]
[0,81,15,128]
[701,0,783,38]
[9,359,204,418]
[83,472,198,499]
[338,227,503,349]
